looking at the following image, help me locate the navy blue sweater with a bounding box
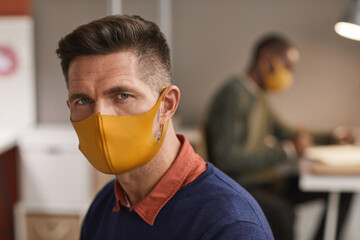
[81,163,273,239]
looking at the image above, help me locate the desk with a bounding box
[299,160,360,240]
[14,124,94,240]
[0,127,21,155]
[0,124,37,155]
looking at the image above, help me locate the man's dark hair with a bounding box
[56,15,171,92]
[250,34,294,65]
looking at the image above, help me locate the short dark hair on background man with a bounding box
[250,34,294,65]
[56,15,171,92]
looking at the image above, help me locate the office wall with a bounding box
[34,0,360,131]
[33,0,106,124]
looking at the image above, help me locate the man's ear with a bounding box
[66,100,70,109]
[159,85,180,125]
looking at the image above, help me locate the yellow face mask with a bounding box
[261,58,294,93]
[71,89,169,175]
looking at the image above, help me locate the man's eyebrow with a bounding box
[69,93,90,103]
[103,86,137,96]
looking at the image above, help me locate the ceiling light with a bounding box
[334,0,360,41]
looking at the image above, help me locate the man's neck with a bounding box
[115,122,181,205]
[246,67,264,91]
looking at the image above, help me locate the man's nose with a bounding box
[93,101,116,116]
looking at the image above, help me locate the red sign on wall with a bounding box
[0,46,17,76]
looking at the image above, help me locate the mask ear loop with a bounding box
[152,87,170,141]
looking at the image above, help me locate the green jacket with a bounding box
[205,76,333,184]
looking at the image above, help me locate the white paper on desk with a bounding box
[305,145,360,166]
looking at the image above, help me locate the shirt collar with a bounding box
[241,73,261,97]
[112,134,207,226]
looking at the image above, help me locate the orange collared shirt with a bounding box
[112,134,207,226]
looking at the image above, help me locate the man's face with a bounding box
[67,51,158,122]
[257,47,299,92]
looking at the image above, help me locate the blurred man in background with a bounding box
[205,34,354,240]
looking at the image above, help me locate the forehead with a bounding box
[67,51,152,94]
[68,51,137,81]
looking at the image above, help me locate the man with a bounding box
[56,15,273,240]
[205,34,353,240]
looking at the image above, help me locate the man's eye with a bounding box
[77,98,92,105]
[117,93,130,99]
